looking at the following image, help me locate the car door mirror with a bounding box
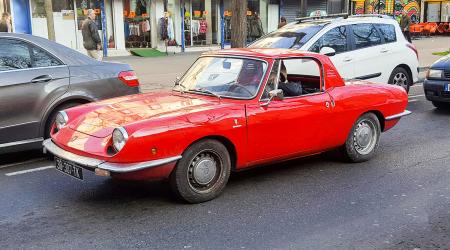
[319,47,336,57]
[261,89,284,107]
[174,76,181,86]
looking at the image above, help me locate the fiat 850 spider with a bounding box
[43,48,411,203]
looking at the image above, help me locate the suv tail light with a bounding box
[406,43,418,60]
[118,71,140,87]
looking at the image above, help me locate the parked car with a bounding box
[249,14,419,92]
[424,55,450,109]
[0,33,140,154]
[43,48,410,203]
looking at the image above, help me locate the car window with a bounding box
[0,39,32,72]
[248,24,324,49]
[352,23,382,49]
[278,58,322,97]
[309,26,348,54]
[375,24,396,43]
[261,60,280,100]
[31,46,62,68]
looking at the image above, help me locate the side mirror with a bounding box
[261,89,284,107]
[319,47,336,57]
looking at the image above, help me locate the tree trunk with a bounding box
[44,0,55,41]
[230,0,247,48]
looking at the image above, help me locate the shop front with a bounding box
[350,0,421,22]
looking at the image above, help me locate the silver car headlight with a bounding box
[427,69,443,79]
[112,127,129,152]
[55,111,69,130]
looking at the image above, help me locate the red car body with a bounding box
[44,49,409,183]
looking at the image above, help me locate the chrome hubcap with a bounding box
[393,72,408,89]
[188,151,221,191]
[353,120,377,155]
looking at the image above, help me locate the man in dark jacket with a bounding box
[82,9,102,60]
[400,13,412,43]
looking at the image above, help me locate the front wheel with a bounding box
[342,113,381,163]
[388,67,411,93]
[170,139,231,203]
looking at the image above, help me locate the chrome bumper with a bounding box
[385,110,412,121]
[43,139,181,173]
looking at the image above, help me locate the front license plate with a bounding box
[55,157,84,181]
[445,84,450,92]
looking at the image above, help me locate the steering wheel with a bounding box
[228,83,254,97]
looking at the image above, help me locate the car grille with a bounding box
[444,70,450,79]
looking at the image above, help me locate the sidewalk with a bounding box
[108,36,450,92]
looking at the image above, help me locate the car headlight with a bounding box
[55,111,69,130]
[427,69,443,79]
[112,127,129,152]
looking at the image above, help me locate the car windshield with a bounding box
[248,23,324,49]
[174,57,268,99]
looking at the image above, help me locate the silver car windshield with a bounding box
[175,57,268,99]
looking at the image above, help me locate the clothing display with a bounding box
[125,18,151,48]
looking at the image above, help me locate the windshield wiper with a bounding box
[189,88,222,100]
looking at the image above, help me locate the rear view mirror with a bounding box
[319,47,336,57]
[223,61,231,69]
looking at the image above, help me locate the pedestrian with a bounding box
[400,12,412,43]
[81,9,102,60]
[249,12,264,42]
[0,12,12,33]
[278,16,287,29]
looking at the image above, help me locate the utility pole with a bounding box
[230,0,247,48]
[44,0,55,41]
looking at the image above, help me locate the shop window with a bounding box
[0,39,31,71]
[31,46,62,68]
[351,23,381,49]
[124,0,151,48]
[310,26,348,54]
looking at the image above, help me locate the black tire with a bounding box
[341,113,381,163]
[170,139,231,204]
[388,67,411,93]
[45,102,83,139]
[432,101,450,110]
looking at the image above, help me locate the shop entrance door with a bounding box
[427,3,441,22]
[12,0,31,34]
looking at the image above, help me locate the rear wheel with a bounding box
[432,101,450,110]
[45,102,83,139]
[342,113,381,163]
[388,67,411,93]
[170,139,231,203]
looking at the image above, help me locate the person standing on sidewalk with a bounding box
[249,12,264,42]
[81,9,102,60]
[0,12,12,32]
[400,13,412,43]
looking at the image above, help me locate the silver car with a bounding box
[0,33,140,154]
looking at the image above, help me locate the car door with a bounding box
[245,59,333,165]
[0,38,69,146]
[348,23,386,82]
[307,25,354,80]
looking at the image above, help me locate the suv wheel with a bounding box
[389,67,411,93]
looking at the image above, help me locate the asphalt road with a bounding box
[1,83,450,250]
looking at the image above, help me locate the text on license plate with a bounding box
[55,157,84,180]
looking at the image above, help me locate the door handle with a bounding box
[31,75,53,83]
[381,48,389,53]
[343,57,352,62]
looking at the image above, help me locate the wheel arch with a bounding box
[185,135,238,171]
[40,96,93,136]
[363,110,385,132]
[394,64,413,82]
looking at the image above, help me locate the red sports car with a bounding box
[44,49,410,203]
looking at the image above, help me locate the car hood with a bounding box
[68,92,218,138]
[431,56,450,69]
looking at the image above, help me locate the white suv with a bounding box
[249,14,419,92]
